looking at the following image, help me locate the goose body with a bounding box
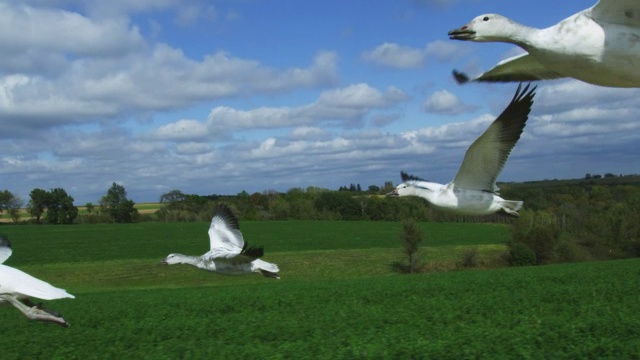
[0,236,74,327]
[387,84,536,216]
[449,0,640,87]
[162,205,280,279]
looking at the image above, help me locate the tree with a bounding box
[396,219,424,273]
[28,188,48,223]
[159,189,187,204]
[46,188,78,224]
[85,202,95,215]
[0,190,23,223]
[314,191,361,220]
[0,190,11,213]
[100,182,137,223]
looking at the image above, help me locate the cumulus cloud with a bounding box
[0,43,339,136]
[362,40,468,69]
[0,3,145,61]
[151,120,209,141]
[421,89,477,115]
[362,43,427,69]
[201,83,408,133]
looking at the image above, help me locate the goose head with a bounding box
[449,14,519,42]
[161,253,189,265]
[387,182,417,197]
[387,181,438,197]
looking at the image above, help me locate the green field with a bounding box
[0,221,638,359]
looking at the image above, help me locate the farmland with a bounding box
[0,221,638,359]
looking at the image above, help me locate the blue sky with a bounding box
[1,0,639,204]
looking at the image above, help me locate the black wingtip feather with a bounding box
[214,204,240,230]
[0,234,10,248]
[452,69,470,84]
[494,82,537,142]
[511,82,537,106]
[242,244,265,259]
[401,171,426,182]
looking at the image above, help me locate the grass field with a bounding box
[0,221,638,359]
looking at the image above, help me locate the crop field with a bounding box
[0,221,638,359]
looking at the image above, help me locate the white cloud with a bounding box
[421,89,477,115]
[204,83,408,132]
[362,40,468,69]
[424,40,467,62]
[151,120,209,141]
[289,127,330,140]
[0,46,340,136]
[0,3,145,58]
[362,42,427,69]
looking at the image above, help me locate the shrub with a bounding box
[506,240,536,266]
[460,247,479,268]
[394,219,425,274]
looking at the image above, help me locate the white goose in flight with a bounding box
[162,204,280,279]
[448,0,640,88]
[387,83,536,216]
[0,235,74,327]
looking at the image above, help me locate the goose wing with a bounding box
[452,83,536,193]
[207,205,245,259]
[0,265,74,300]
[454,53,563,85]
[589,0,640,27]
[0,236,12,264]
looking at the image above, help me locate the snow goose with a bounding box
[448,0,640,87]
[0,235,74,327]
[387,83,536,216]
[161,204,280,279]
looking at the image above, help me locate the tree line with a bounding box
[2,175,639,265]
[0,183,138,224]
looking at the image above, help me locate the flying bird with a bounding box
[387,83,536,216]
[448,0,640,88]
[0,235,74,327]
[161,204,280,279]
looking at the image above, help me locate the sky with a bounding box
[1,0,639,205]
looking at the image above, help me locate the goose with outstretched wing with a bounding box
[162,204,280,279]
[0,235,74,327]
[388,83,535,217]
[449,0,640,88]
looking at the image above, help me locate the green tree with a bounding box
[100,182,137,223]
[159,189,187,204]
[0,190,11,213]
[0,190,23,223]
[510,210,561,265]
[396,219,424,274]
[46,188,78,224]
[85,202,95,215]
[314,191,361,220]
[28,188,48,223]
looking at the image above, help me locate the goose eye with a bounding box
[483,16,489,21]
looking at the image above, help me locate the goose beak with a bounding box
[448,26,476,40]
[160,258,168,265]
[386,190,399,197]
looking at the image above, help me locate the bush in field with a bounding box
[506,240,536,266]
[393,218,425,273]
[460,247,479,268]
[510,210,561,265]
